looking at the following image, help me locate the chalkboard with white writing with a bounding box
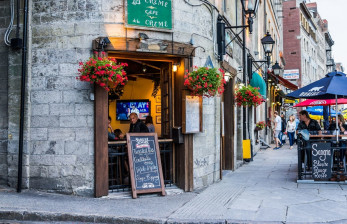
[311,142,332,180]
[127,133,166,198]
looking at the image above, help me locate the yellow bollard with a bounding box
[243,139,251,159]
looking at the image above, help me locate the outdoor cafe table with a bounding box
[297,135,347,183]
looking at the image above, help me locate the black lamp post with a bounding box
[247,31,274,137]
[260,32,275,67]
[272,61,282,76]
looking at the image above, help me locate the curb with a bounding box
[0,210,288,224]
[0,210,166,224]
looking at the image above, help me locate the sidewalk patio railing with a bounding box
[108,139,174,192]
[297,131,347,182]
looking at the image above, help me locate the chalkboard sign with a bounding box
[182,94,202,134]
[126,0,172,30]
[311,142,332,180]
[126,133,166,198]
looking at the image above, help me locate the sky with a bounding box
[310,0,347,70]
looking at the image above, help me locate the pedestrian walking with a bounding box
[280,113,287,145]
[286,115,297,149]
[273,111,282,150]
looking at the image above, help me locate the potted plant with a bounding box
[184,66,226,97]
[235,85,264,107]
[255,121,266,131]
[77,52,128,91]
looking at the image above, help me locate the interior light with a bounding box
[224,72,231,82]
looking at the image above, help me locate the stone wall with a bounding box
[4,0,226,194]
[0,0,10,185]
[193,97,221,189]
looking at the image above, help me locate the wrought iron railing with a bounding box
[297,131,347,181]
[108,139,174,192]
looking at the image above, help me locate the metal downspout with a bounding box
[17,0,29,193]
[242,2,247,140]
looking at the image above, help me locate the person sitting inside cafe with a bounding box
[108,116,116,141]
[296,110,322,170]
[328,114,347,170]
[129,112,149,133]
[114,129,125,140]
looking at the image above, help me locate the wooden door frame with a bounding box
[94,52,193,196]
[222,63,237,172]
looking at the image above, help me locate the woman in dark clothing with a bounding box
[145,116,155,133]
[328,114,347,168]
[328,114,347,133]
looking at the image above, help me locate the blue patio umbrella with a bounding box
[286,71,347,99]
[286,71,347,141]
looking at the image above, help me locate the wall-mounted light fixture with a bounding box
[217,0,260,61]
[224,72,232,83]
[98,37,111,52]
[172,62,180,72]
[142,66,147,73]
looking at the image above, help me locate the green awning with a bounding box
[250,72,266,97]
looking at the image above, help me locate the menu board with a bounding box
[311,143,332,180]
[127,133,165,198]
[126,0,172,30]
[183,95,202,134]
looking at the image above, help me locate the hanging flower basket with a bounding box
[184,66,226,97]
[255,121,266,131]
[77,52,128,91]
[235,85,264,107]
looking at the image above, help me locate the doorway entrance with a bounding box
[107,57,175,193]
[94,52,194,197]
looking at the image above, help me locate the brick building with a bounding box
[283,0,329,88]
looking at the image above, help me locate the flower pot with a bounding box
[254,127,262,131]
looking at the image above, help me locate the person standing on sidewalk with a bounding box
[273,111,282,150]
[286,115,297,149]
[280,113,287,145]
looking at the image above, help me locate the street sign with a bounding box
[283,69,299,80]
[126,0,172,30]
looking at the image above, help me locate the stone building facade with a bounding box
[1,0,241,196]
[1,0,285,197]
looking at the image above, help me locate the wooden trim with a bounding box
[93,37,195,57]
[223,78,235,170]
[94,85,108,197]
[174,57,194,191]
[182,92,203,134]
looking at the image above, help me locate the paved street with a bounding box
[1,144,347,224]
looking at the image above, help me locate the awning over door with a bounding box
[250,72,266,97]
[269,72,298,91]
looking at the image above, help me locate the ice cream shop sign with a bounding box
[126,0,172,30]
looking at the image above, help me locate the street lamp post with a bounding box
[248,32,275,137]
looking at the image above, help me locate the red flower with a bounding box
[77,52,128,91]
[183,67,225,97]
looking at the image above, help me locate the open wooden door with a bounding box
[160,64,173,138]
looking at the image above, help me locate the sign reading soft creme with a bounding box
[127,0,172,30]
[283,69,299,80]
